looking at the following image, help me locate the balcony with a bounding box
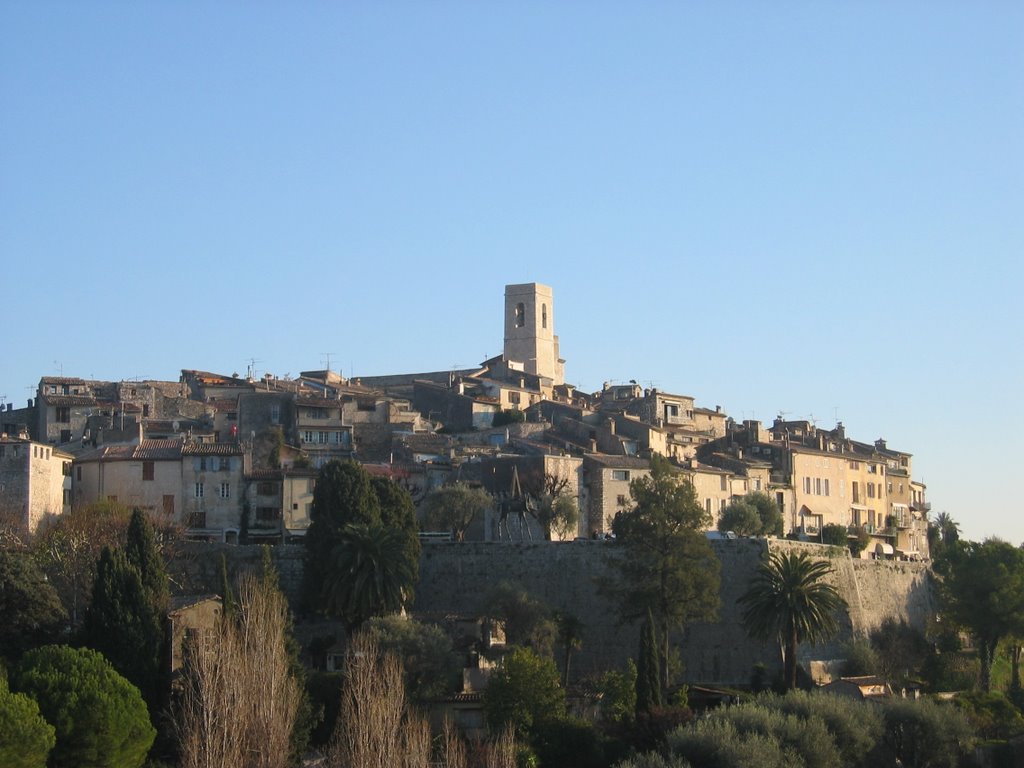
[911,501,931,513]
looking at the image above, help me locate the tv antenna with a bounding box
[320,352,338,372]
[246,358,263,381]
[777,410,790,421]
[53,360,63,377]
[833,406,841,425]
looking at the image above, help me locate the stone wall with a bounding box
[170,536,933,686]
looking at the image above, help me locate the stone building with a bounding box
[73,437,248,542]
[0,431,72,533]
[503,282,565,386]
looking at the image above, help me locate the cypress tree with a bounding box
[81,547,164,715]
[636,609,662,714]
[219,552,236,623]
[124,508,169,613]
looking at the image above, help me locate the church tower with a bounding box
[503,282,565,385]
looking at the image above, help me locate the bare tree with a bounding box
[177,573,301,768]
[329,633,431,768]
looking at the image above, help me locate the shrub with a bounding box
[877,697,974,768]
[704,702,840,768]
[954,691,1024,740]
[665,718,795,768]
[763,690,882,767]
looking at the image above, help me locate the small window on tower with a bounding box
[515,302,525,327]
[542,303,547,329]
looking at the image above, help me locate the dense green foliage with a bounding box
[0,674,55,768]
[123,509,169,612]
[934,538,1024,692]
[719,492,783,537]
[609,455,720,693]
[738,550,846,690]
[421,482,493,541]
[12,645,155,768]
[484,647,565,736]
[618,692,975,768]
[0,549,66,660]
[80,547,165,713]
[821,523,849,547]
[304,461,420,630]
[322,521,418,633]
[363,615,460,701]
[483,580,557,657]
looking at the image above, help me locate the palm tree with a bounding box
[738,550,847,690]
[934,512,961,546]
[322,522,418,634]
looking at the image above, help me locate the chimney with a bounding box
[715,405,721,413]
[875,438,887,451]
[589,439,597,452]
[606,417,615,436]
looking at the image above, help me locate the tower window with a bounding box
[542,303,547,329]
[515,302,525,328]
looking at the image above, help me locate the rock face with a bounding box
[170,538,933,686]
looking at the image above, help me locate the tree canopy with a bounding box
[12,645,156,768]
[608,455,720,692]
[303,461,420,628]
[80,547,165,715]
[0,675,55,768]
[738,550,847,690]
[483,646,565,737]
[933,537,1024,692]
[718,492,783,537]
[421,482,492,541]
[0,549,66,660]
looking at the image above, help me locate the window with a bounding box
[219,483,230,499]
[198,457,207,471]
[754,478,762,491]
[60,430,72,444]
[508,391,521,405]
[76,466,82,482]
[195,483,204,499]
[867,483,875,499]
[612,470,630,481]
[705,499,712,514]
[824,479,830,496]
[142,461,154,481]
[541,303,547,329]
[815,478,822,495]
[720,475,727,491]
[720,499,727,511]
[55,406,70,423]
[852,481,860,503]
[257,507,280,521]
[219,457,231,471]
[803,477,811,494]
[257,481,277,495]
[617,494,628,506]
[514,302,525,327]
[63,461,72,476]
[271,404,280,424]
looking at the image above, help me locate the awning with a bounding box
[850,504,871,511]
[874,542,894,556]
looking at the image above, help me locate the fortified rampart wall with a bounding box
[169,537,932,686]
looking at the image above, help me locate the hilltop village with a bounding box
[1,282,930,560]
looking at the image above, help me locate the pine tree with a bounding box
[636,609,662,715]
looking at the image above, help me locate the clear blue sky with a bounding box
[2,3,1021,544]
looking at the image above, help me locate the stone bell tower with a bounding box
[503,282,564,385]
